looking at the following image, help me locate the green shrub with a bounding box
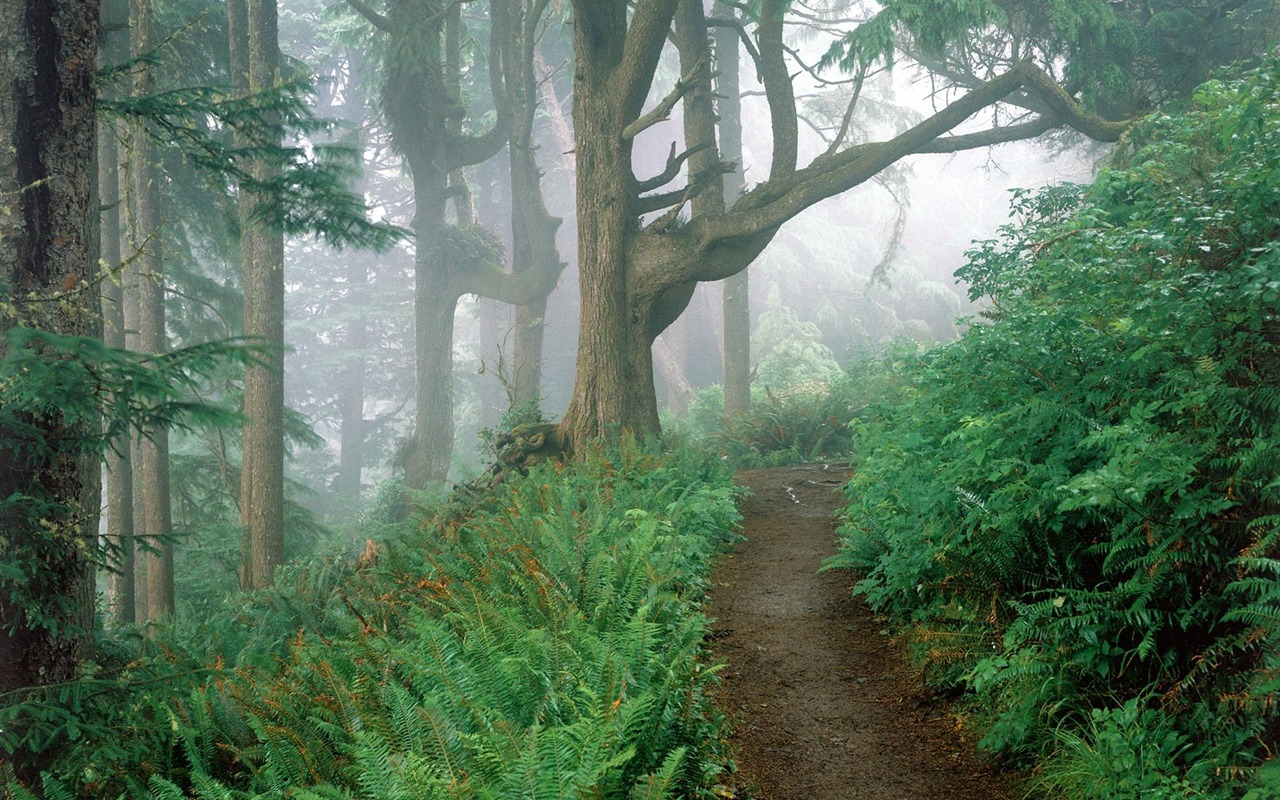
[830,62,1280,797]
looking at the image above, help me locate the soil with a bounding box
[709,465,1017,800]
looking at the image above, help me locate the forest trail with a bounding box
[710,466,1016,800]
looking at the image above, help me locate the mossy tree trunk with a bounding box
[0,0,100,733]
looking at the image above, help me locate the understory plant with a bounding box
[2,441,741,799]
[675,352,910,467]
[830,63,1280,798]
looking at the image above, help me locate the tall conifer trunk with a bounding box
[0,0,100,731]
[100,0,134,625]
[230,0,286,589]
[130,0,174,618]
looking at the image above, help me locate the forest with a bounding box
[2,0,1278,798]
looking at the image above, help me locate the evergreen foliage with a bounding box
[2,443,741,799]
[829,62,1280,797]
[0,330,259,639]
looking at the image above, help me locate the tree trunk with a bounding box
[560,3,657,444]
[334,258,368,504]
[123,148,147,621]
[231,0,286,589]
[130,0,174,619]
[403,185,459,490]
[100,0,133,626]
[715,16,750,416]
[506,8,564,410]
[0,0,100,741]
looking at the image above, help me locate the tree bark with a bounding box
[560,0,677,445]
[130,0,174,619]
[231,0,286,589]
[0,0,100,734]
[100,0,134,625]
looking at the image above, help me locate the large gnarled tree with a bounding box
[557,0,1273,445]
[350,0,566,489]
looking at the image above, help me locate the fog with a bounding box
[274,1,1105,495]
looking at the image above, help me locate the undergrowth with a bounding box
[829,64,1280,798]
[1,441,742,799]
[671,353,911,467]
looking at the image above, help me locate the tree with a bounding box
[556,0,1273,446]
[713,8,749,418]
[130,0,176,618]
[229,0,286,590]
[0,0,100,738]
[100,0,136,625]
[500,2,569,409]
[351,0,565,489]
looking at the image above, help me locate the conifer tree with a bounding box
[130,0,176,618]
[0,0,101,719]
[229,0,287,589]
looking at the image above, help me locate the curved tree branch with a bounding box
[693,61,1131,267]
[635,141,711,193]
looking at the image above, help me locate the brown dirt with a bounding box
[710,465,1017,800]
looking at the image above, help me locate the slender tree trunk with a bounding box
[100,0,133,626]
[231,0,286,589]
[335,258,368,504]
[404,184,459,490]
[506,9,563,409]
[122,135,147,621]
[130,0,174,619]
[0,0,100,733]
[715,14,749,416]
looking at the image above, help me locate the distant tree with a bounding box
[555,0,1274,446]
[499,2,570,410]
[100,0,136,625]
[712,7,749,417]
[130,0,177,618]
[350,0,565,489]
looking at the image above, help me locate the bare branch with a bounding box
[622,55,710,140]
[915,115,1058,152]
[636,161,731,215]
[636,141,711,193]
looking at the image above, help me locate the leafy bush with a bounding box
[673,348,914,467]
[830,63,1280,797]
[2,441,741,799]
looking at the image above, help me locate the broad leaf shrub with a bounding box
[2,441,741,799]
[829,64,1280,798]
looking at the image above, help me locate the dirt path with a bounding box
[710,466,1016,800]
